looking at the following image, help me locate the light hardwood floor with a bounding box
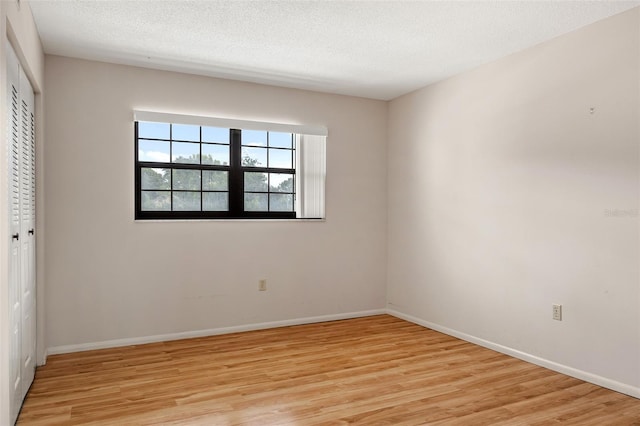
[18,315,640,425]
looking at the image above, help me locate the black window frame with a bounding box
[135,122,296,220]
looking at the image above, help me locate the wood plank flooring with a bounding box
[18,315,640,425]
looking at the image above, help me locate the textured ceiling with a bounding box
[29,0,640,100]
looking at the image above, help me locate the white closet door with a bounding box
[7,40,36,425]
[7,41,23,426]
[19,63,36,401]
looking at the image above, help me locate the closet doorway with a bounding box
[7,40,37,425]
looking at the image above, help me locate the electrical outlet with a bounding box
[259,279,267,291]
[552,304,562,321]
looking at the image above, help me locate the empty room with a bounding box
[1,0,639,424]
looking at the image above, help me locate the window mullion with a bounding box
[229,129,243,215]
[199,127,203,212]
[169,124,173,211]
[267,133,270,212]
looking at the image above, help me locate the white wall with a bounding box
[44,56,388,350]
[0,0,45,423]
[387,8,640,395]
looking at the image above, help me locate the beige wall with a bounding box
[387,8,640,395]
[44,56,388,350]
[0,0,45,423]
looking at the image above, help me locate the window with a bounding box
[134,111,326,220]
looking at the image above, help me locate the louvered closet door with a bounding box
[7,42,23,426]
[19,61,36,402]
[7,41,36,425]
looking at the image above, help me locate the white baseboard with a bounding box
[43,307,640,399]
[37,349,48,366]
[386,308,640,399]
[46,309,386,356]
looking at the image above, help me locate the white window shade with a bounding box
[296,134,326,219]
[133,110,328,137]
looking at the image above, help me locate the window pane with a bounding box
[202,144,229,166]
[244,172,268,192]
[202,126,229,143]
[270,173,294,193]
[242,147,267,167]
[173,169,201,190]
[242,130,267,146]
[141,168,170,190]
[244,193,268,211]
[270,194,294,212]
[141,191,170,211]
[203,170,228,191]
[173,192,201,211]
[269,148,293,169]
[172,142,200,164]
[138,122,170,140]
[138,140,170,162]
[172,124,200,141]
[203,192,228,211]
[269,132,292,149]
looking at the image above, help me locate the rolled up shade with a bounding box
[133,110,328,137]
